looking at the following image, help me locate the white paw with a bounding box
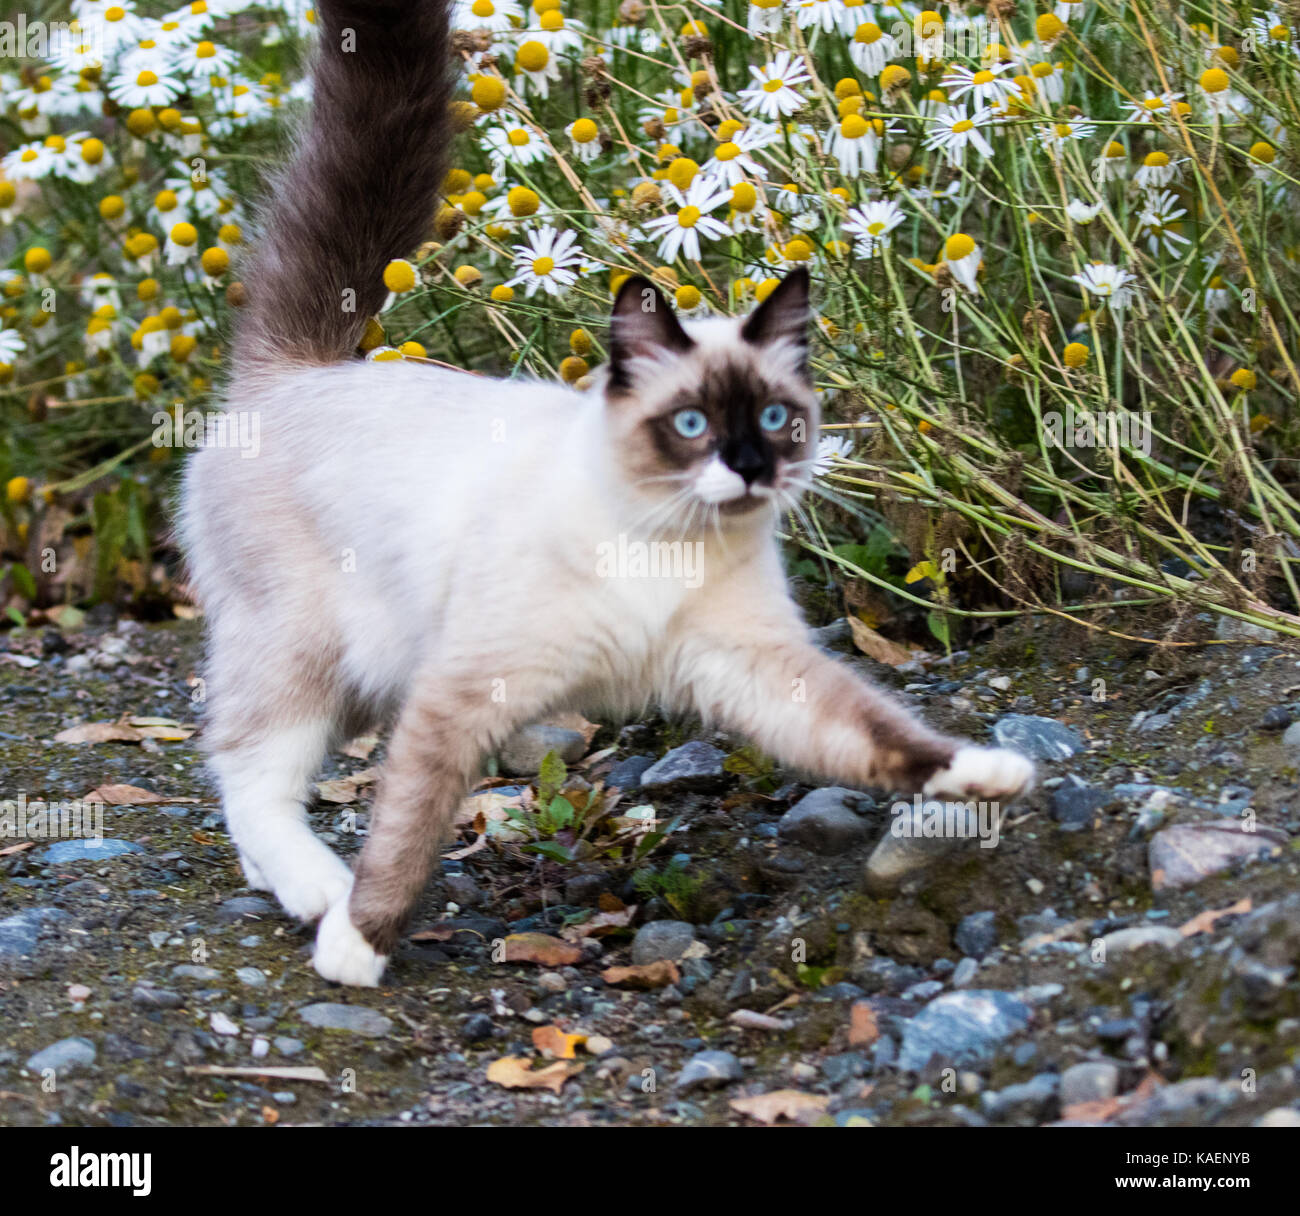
[314,897,388,987]
[239,850,272,891]
[272,849,354,923]
[924,746,1035,803]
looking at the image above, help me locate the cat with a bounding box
[180,0,1034,987]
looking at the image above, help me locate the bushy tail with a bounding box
[236,0,454,367]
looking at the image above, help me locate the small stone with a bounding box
[992,714,1084,761]
[675,1049,742,1092]
[1281,721,1300,755]
[898,990,1032,1073]
[638,742,729,795]
[444,874,482,907]
[172,965,221,981]
[235,967,267,987]
[585,1035,615,1056]
[1255,1107,1300,1127]
[67,984,91,1003]
[777,787,873,855]
[1259,706,1292,732]
[1050,781,1112,831]
[1149,819,1288,890]
[273,1037,304,1057]
[215,896,277,924]
[605,754,656,790]
[1060,1061,1120,1107]
[251,1038,270,1059]
[0,907,70,966]
[537,971,567,994]
[26,1037,96,1075]
[987,676,1012,692]
[298,1003,393,1037]
[42,838,144,864]
[952,957,979,987]
[210,1012,240,1036]
[461,1013,496,1043]
[1099,926,1183,956]
[980,1073,1059,1123]
[132,985,183,1010]
[497,724,586,776]
[630,920,696,965]
[955,911,997,959]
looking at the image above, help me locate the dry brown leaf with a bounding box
[442,834,489,861]
[847,1001,879,1047]
[503,932,582,966]
[340,733,379,760]
[531,1025,586,1059]
[454,789,525,827]
[729,1090,830,1125]
[485,1056,583,1094]
[846,616,917,667]
[600,960,680,989]
[128,717,195,741]
[261,1106,280,1125]
[0,842,34,857]
[560,904,636,942]
[1178,897,1252,937]
[82,784,166,805]
[54,721,145,745]
[315,767,378,804]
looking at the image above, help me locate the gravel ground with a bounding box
[1,616,1299,1127]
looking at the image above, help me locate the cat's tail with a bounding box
[235,0,454,368]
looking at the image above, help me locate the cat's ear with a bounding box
[608,274,694,392]
[740,267,811,363]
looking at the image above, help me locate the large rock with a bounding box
[497,725,586,776]
[992,714,1083,761]
[0,907,70,976]
[298,1003,393,1037]
[43,838,144,864]
[898,990,1032,1072]
[777,787,872,855]
[638,742,729,795]
[630,919,696,965]
[1149,819,1288,890]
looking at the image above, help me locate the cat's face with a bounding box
[603,269,818,532]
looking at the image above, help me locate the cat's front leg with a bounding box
[668,602,1033,801]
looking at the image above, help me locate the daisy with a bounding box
[82,0,148,55]
[642,177,732,262]
[0,327,26,364]
[2,141,60,181]
[485,124,549,172]
[943,232,981,294]
[1071,262,1138,309]
[795,0,847,36]
[164,220,200,265]
[1066,198,1103,224]
[452,0,523,34]
[565,118,602,164]
[1133,150,1182,192]
[1204,274,1231,314]
[1120,90,1184,124]
[505,225,585,297]
[844,198,905,256]
[923,105,996,167]
[727,181,767,234]
[524,9,586,54]
[747,0,785,36]
[1094,140,1127,183]
[173,38,241,80]
[941,62,1018,107]
[1251,12,1297,55]
[514,40,562,100]
[1135,190,1190,256]
[739,53,812,121]
[109,65,184,107]
[702,123,773,185]
[812,434,854,475]
[849,22,897,77]
[1038,118,1097,154]
[828,114,898,178]
[1027,60,1065,104]
[836,0,872,36]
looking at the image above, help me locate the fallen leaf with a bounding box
[600,960,680,989]
[442,835,489,861]
[560,904,636,942]
[261,1106,280,1125]
[82,784,165,805]
[128,716,196,740]
[503,932,582,966]
[485,1056,583,1094]
[847,616,917,667]
[847,1001,879,1047]
[0,654,40,669]
[315,767,378,804]
[340,733,379,760]
[0,842,34,857]
[729,1090,830,1125]
[54,721,145,744]
[531,1025,585,1059]
[1178,897,1252,938]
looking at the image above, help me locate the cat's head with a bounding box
[603,268,818,531]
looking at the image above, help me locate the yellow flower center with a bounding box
[540,10,563,29]
[516,41,549,72]
[532,256,555,276]
[840,114,869,139]
[677,205,701,228]
[137,70,159,87]
[952,119,974,133]
[1199,67,1229,93]
[1143,151,1169,167]
[716,141,740,160]
[945,232,975,260]
[855,22,882,43]
[762,78,785,93]
[731,182,757,211]
[507,128,531,147]
[170,222,198,246]
[570,118,598,143]
[472,0,495,13]
[196,41,216,59]
[972,70,995,85]
[1142,97,1165,111]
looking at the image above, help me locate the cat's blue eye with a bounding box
[760,403,789,431]
[673,408,708,438]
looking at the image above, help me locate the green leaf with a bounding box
[9,562,36,601]
[927,609,951,649]
[546,796,575,830]
[522,840,573,863]
[537,749,567,805]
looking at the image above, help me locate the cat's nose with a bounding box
[726,445,767,485]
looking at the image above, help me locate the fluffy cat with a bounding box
[180,0,1034,987]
